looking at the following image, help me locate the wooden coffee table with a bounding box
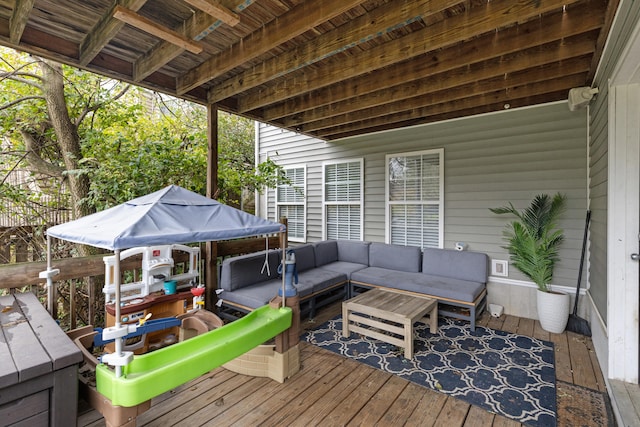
[342,288,438,359]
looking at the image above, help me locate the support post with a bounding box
[205,104,218,311]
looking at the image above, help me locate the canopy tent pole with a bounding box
[113,249,123,377]
[39,234,60,315]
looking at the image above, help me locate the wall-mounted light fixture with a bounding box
[568,86,599,111]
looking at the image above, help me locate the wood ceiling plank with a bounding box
[291,36,597,131]
[9,0,34,43]
[317,74,586,140]
[302,55,592,133]
[79,0,148,66]
[134,0,248,82]
[237,0,584,113]
[112,5,203,54]
[260,3,605,122]
[176,0,368,95]
[183,0,240,27]
[207,0,461,103]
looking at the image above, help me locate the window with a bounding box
[386,149,443,248]
[323,159,363,240]
[276,165,306,242]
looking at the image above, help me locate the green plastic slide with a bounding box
[96,305,292,407]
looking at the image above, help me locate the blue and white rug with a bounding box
[302,316,556,427]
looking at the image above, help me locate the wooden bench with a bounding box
[0,292,82,426]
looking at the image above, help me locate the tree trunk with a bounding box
[39,59,92,220]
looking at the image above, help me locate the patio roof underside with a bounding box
[0,0,618,141]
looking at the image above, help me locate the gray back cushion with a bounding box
[291,244,316,272]
[336,240,371,265]
[313,240,338,266]
[220,250,280,291]
[422,248,489,283]
[368,242,421,272]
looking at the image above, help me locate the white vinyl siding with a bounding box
[276,166,306,242]
[386,149,443,248]
[323,159,363,240]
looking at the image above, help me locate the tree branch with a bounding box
[75,84,131,126]
[0,95,46,111]
[20,129,65,178]
[0,71,43,89]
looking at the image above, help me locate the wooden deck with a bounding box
[78,302,609,427]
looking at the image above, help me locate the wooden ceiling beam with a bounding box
[112,5,203,54]
[134,0,247,82]
[260,4,605,122]
[237,0,584,114]
[182,0,240,27]
[176,0,368,95]
[79,0,148,66]
[316,74,586,139]
[207,0,460,103]
[292,36,596,131]
[302,56,592,133]
[134,10,212,81]
[9,0,34,43]
[323,91,570,140]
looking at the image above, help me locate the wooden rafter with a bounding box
[317,75,585,139]
[133,0,250,82]
[263,5,603,124]
[207,0,460,103]
[113,5,203,54]
[9,0,35,43]
[176,0,368,95]
[80,0,148,66]
[134,10,212,81]
[183,0,240,27]
[303,53,593,134]
[237,0,583,114]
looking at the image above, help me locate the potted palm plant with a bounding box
[490,193,570,333]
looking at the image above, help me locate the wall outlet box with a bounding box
[491,259,508,277]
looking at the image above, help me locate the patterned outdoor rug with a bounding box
[302,316,556,427]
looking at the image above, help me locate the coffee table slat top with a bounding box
[345,288,435,321]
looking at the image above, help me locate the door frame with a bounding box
[607,20,640,382]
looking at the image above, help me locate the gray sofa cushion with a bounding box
[220,279,282,308]
[220,250,280,292]
[313,240,338,266]
[336,240,370,264]
[351,267,484,303]
[422,248,489,283]
[368,242,421,273]
[317,261,368,279]
[297,269,347,294]
[291,244,316,272]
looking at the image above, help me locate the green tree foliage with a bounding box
[0,47,281,219]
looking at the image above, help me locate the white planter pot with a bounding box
[536,289,570,333]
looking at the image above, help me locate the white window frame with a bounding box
[322,158,364,241]
[385,148,444,248]
[275,164,307,243]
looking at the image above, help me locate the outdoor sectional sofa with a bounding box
[218,240,489,330]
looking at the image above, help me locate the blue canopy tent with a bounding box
[45,184,285,250]
[42,185,287,378]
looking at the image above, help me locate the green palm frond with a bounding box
[491,193,566,292]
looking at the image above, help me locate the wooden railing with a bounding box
[0,230,286,330]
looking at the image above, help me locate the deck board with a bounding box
[78,302,608,427]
